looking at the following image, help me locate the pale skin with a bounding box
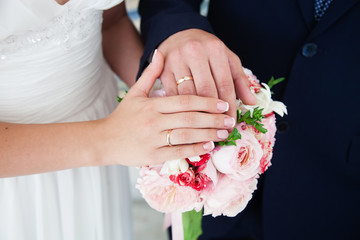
[0,3,234,178]
[157,28,257,120]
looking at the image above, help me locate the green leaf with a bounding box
[267,76,285,89]
[218,128,242,146]
[183,209,203,240]
[237,107,268,134]
[117,96,123,103]
[253,122,267,134]
[218,140,237,146]
[236,109,241,123]
[228,127,241,140]
[117,90,128,103]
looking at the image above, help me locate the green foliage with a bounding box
[267,76,285,89]
[218,127,242,146]
[117,90,128,103]
[183,210,203,240]
[116,96,123,103]
[238,107,267,134]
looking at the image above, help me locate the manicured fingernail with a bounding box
[151,49,158,62]
[217,101,229,112]
[217,130,229,139]
[203,141,215,151]
[224,117,236,128]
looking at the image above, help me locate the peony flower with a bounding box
[137,166,202,213]
[260,113,277,143]
[160,159,189,175]
[211,130,263,181]
[254,114,276,173]
[243,68,262,93]
[202,174,258,217]
[259,142,273,173]
[200,158,218,186]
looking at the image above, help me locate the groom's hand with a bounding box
[157,29,256,120]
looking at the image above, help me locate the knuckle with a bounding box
[167,48,181,61]
[214,115,224,128]
[230,52,242,66]
[183,112,196,126]
[218,81,234,95]
[178,130,191,143]
[207,39,225,53]
[197,84,216,97]
[184,40,202,55]
[179,87,196,96]
[179,95,192,107]
[208,129,218,140]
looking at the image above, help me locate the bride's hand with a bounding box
[95,51,235,166]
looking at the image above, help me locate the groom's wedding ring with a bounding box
[176,76,193,85]
[166,129,173,147]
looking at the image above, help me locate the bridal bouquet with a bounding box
[136,68,287,240]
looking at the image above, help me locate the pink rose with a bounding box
[201,174,258,217]
[211,130,263,181]
[137,166,202,213]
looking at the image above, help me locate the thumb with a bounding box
[129,50,164,97]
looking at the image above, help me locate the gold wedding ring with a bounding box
[176,76,194,85]
[166,129,173,147]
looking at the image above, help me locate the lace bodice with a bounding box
[0,0,123,123]
[0,0,122,59]
[0,6,103,61]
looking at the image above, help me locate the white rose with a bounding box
[160,159,189,175]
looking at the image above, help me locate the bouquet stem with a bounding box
[182,209,203,240]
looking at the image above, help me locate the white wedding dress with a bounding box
[0,0,133,239]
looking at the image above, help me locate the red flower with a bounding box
[186,153,210,167]
[191,173,211,191]
[169,169,195,187]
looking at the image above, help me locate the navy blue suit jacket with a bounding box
[139,1,360,239]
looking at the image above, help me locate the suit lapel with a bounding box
[307,0,360,40]
[297,0,314,32]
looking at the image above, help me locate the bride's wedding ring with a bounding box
[176,76,194,85]
[166,129,173,147]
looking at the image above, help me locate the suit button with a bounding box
[276,121,289,133]
[302,43,318,57]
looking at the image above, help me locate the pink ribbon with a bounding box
[163,213,184,240]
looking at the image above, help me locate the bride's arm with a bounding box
[0,120,101,177]
[102,2,143,87]
[0,52,233,178]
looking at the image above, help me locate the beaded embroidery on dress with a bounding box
[0,1,133,239]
